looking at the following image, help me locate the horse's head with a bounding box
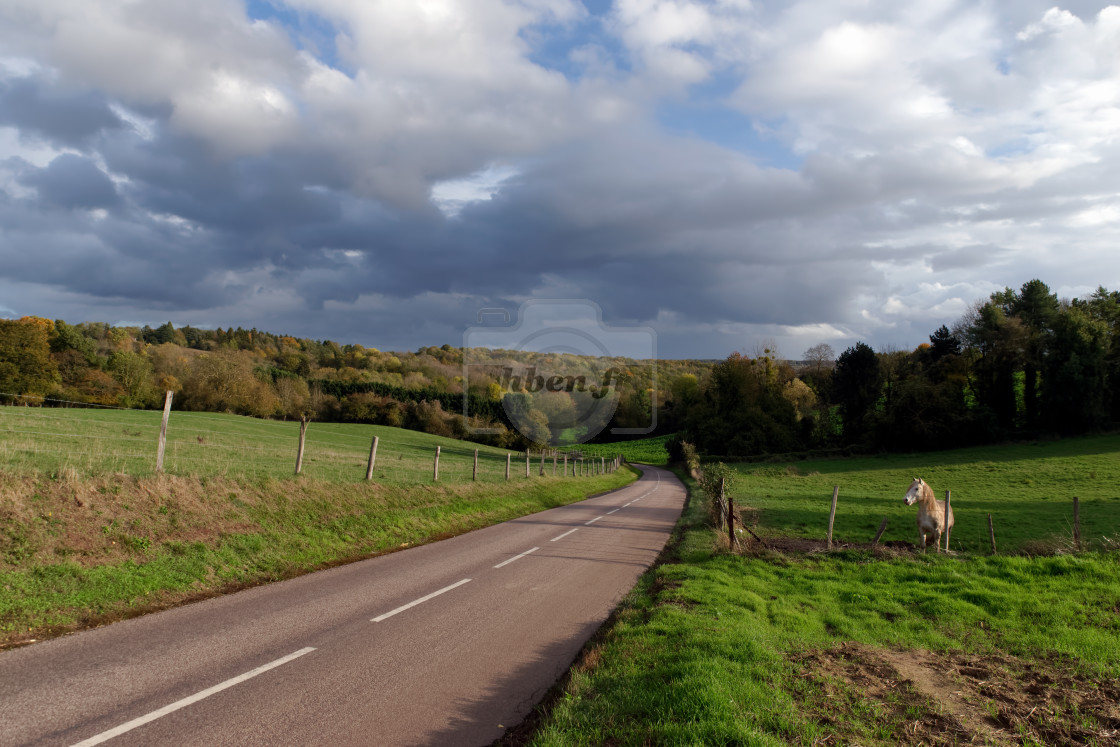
[904,477,924,506]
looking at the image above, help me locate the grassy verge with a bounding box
[0,467,637,646]
[521,466,1120,745]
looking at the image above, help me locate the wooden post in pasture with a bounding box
[563,454,568,476]
[155,390,173,473]
[552,453,557,476]
[365,435,379,480]
[943,490,952,552]
[505,453,511,480]
[1073,496,1081,551]
[724,478,735,550]
[472,449,478,481]
[601,457,605,475]
[987,513,997,555]
[525,450,530,478]
[539,451,546,476]
[294,415,309,475]
[433,446,440,482]
[826,486,839,550]
[872,518,889,546]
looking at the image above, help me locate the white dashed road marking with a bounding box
[372,579,472,623]
[70,648,317,747]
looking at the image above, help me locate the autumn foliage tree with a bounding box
[0,319,58,398]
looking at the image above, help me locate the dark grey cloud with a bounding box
[20,153,120,209]
[0,76,124,148]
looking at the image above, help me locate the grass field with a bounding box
[517,438,1120,746]
[723,434,1120,553]
[0,405,554,484]
[523,474,1120,746]
[569,433,673,465]
[0,405,637,645]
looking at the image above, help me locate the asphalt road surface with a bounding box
[0,464,685,746]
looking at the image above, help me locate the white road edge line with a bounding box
[550,528,579,542]
[372,578,472,622]
[70,647,316,747]
[494,547,540,568]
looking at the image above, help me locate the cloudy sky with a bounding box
[1,0,1119,359]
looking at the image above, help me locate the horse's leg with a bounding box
[934,529,943,553]
[917,529,926,552]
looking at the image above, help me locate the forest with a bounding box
[676,280,1120,457]
[2,279,1118,455]
[0,315,709,449]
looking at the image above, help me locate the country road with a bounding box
[0,464,686,746]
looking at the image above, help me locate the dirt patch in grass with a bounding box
[792,641,1120,746]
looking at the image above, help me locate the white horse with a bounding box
[903,477,954,552]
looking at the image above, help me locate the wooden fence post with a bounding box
[725,478,735,549]
[294,415,309,475]
[827,486,839,550]
[155,390,173,473]
[365,435,379,480]
[987,513,997,555]
[505,453,510,480]
[473,449,478,481]
[1073,496,1081,551]
[539,451,546,476]
[872,518,889,546]
[563,454,568,476]
[525,450,530,478]
[943,490,952,552]
[433,446,440,482]
[552,452,557,476]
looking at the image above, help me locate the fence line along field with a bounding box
[0,401,635,645]
[721,433,1120,553]
[0,401,605,485]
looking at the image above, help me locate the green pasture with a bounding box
[0,406,548,484]
[527,467,1120,746]
[569,433,673,465]
[722,434,1120,553]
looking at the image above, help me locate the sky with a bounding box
[1,0,1119,360]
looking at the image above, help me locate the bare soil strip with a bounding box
[792,641,1120,746]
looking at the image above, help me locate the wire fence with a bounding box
[0,393,621,484]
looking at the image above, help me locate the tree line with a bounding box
[7,278,1111,456]
[675,280,1120,457]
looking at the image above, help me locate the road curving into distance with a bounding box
[0,464,686,746]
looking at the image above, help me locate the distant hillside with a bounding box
[0,317,716,448]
